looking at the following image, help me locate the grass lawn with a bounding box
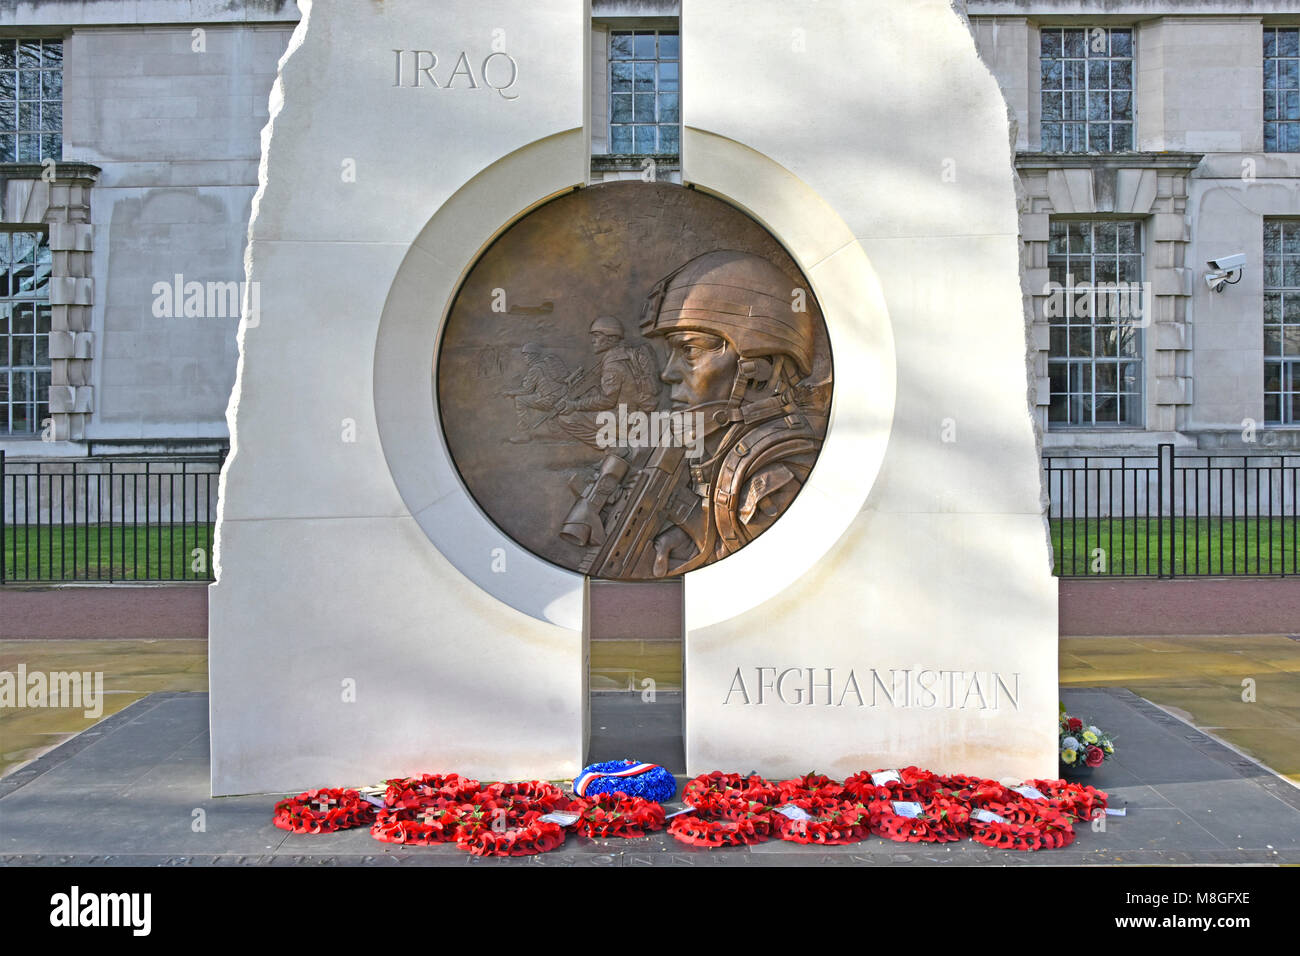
[1051,517,1298,576]
[2,524,215,582]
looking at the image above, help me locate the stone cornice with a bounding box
[1016,151,1204,171]
[0,161,101,184]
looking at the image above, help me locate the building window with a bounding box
[1264,220,1300,424]
[1040,27,1133,152]
[1265,28,1300,152]
[0,38,61,163]
[0,230,51,435]
[1047,221,1144,426]
[609,29,679,155]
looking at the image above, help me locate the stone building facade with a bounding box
[1,0,1298,460]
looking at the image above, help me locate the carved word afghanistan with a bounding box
[392,48,519,99]
[724,667,1021,711]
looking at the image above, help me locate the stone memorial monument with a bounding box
[209,0,1057,795]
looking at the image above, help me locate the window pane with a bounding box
[659,123,679,154]
[633,62,655,91]
[1041,59,1062,90]
[1266,326,1282,355]
[610,33,633,60]
[658,33,679,59]
[41,41,60,68]
[611,93,632,123]
[658,92,679,123]
[0,40,14,71]
[611,61,632,92]
[633,125,656,153]
[634,32,656,59]
[658,61,679,91]
[17,40,39,69]
[633,92,655,120]
[610,125,633,152]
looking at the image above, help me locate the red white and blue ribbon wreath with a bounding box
[572,759,677,802]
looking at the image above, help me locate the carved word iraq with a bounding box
[391,48,519,99]
[505,250,830,580]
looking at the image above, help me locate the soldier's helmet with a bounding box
[589,315,624,338]
[640,250,815,378]
[521,342,543,356]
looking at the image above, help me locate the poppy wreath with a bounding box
[967,798,1077,852]
[475,780,569,813]
[773,799,872,846]
[455,809,567,857]
[1020,779,1109,823]
[777,773,845,802]
[867,795,970,844]
[843,767,941,803]
[383,773,481,808]
[568,792,667,838]
[668,808,774,847]
[370,800,466,846]
[682,772,780,811]
[933,774,1002,802]
[274,788,378,834]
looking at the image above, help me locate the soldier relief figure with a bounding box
[559,250,829,579]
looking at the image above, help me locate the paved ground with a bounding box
[1,688,1297,866]
[0,638,207,778]
[0,585,207,640]
[1062,636,1300,783]
[1059,578,1300,637]
[4,578,1299,641]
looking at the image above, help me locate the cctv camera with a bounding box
[1207,253,1246,271]
[1205,253,1246,293]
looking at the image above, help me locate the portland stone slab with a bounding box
[209,0,590,795]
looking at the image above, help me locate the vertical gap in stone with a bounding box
[587,578,685,775]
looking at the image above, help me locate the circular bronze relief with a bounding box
[436,181,832,580]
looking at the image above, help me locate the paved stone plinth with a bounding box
[2,689,1297,866]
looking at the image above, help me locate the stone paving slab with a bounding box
[1,687,1298,866]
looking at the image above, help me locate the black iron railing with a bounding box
[1044,444,1299,577]
[1,452,224,583]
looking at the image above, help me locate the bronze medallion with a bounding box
[436,181,832,580]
